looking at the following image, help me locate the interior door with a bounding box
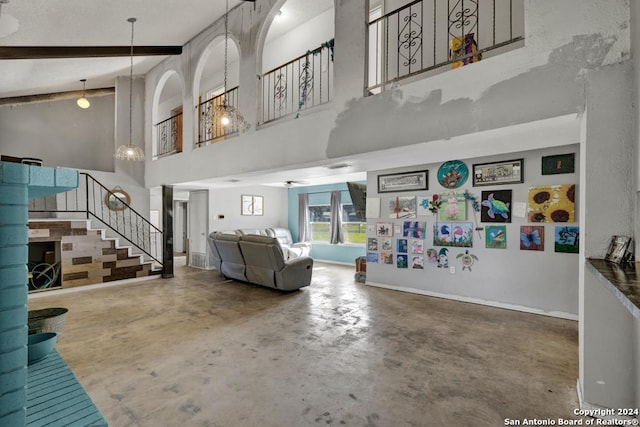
[188,190,209,268]
[173,201,188,253]
[171,106,183,153]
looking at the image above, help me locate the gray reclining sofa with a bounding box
[207,232,313,291]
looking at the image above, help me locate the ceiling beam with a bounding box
[0,87,115,106]
[0,46,182,60]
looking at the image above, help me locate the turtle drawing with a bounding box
[482,193,510,220]
[456,250,479,271]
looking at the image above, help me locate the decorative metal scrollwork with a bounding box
[299,56,314,109]
[448,0,478,39]
[274,73,287,111]
[159,124,169,154]
[200,101,213,143]
[398,11,423,68]
[170,119,178,151]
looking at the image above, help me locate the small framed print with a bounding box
[376,222,394,237]
[605,235,631,264]
[241,195,263,216]
[472,159,524,186]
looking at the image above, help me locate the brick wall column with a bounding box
[0,163,29,426]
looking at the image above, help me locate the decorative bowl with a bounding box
[28,307,68,336]
[27,332,58,365]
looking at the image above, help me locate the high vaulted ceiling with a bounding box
[0,0,248,98]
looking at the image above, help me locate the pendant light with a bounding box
[212,0,249,132]
[76,79,90,109]
[115,17,145,162]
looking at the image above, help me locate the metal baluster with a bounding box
[509,0,513,41]
[433,0,437,67]
[420,0,424,71]
[494,0,497,46]
[396,11,400,81]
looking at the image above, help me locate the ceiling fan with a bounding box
[284,180,309,188]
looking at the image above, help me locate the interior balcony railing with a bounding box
[261,39,334,125]
[368,0,524,92]
[196,86,239,147]
[28,173,164,269]
[154,111,183,159]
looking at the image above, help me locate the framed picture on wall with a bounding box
[542,153,575,175]
[241,195,263,216]
[378,170,428,193]
[472,159,524,186]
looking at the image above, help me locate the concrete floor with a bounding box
[28,259,583,427]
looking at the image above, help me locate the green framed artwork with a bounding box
[485,225,506,249]
[542,153,575,175]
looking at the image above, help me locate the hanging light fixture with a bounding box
[76,79,90,109]
[212,0,249,132]
[115,17,145,162]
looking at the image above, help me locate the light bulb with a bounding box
[127,148,134,155]
[77,97,90,109]
[221,116,230,126]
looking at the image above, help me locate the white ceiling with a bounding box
[0,0,246,97]
[0,0,371,190]
[0,0,334,99]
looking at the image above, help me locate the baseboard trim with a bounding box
[365,281,578,320]
[313,259,355,267]
[28,274,161,298]
[575,379,639,421]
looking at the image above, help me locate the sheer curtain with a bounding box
[298,193,310,242]
[329,190,344,244]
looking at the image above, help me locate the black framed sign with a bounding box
[472,159,524,186]
[377,170,428,193]
[542,153,575,175]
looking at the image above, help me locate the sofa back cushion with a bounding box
[235,228,268,236]
[265,227,294,247]
[213,233,246,281]
[239,235,286,288]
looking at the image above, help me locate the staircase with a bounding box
[28,172,166,288]
[28,219,160,289]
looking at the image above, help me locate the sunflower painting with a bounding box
[527,184,576,223]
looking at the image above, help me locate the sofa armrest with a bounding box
[285,256,313,269]
[276,256,313,290]
[291,242,312,249]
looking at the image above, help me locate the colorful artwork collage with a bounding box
[368,220,428,269]
[368,155,580,270]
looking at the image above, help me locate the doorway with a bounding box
[174,200,188,254]
[188,190,209,268]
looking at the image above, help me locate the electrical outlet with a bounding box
[449,266,456,274]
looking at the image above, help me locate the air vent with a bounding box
[190,252,208,269]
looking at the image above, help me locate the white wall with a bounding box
[145,0,629,191]
[0,95,115,172]
[199,59,240,98]
[262,8,335,72]
[207,184,288,232]
[367,144,580,317]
